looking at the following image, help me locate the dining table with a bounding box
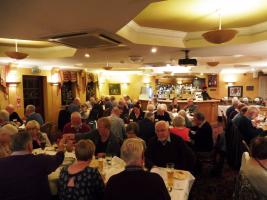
[33,147,195,200]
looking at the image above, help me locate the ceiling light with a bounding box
[151,47,157,53]
[233,54,243,57]
[200,73,204,75]
[202,12,238,44]
[84,53,90,58]
[207,61,219,67]
[251,68,256,72]
[5,40,28,60]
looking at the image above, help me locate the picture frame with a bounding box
[208,74,217,87]
[228,86,243,97]
[246,85,254,91]
[108,83,121,95]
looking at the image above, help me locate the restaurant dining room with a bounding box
[1,0,267,200]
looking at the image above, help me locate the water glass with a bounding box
[166,163,175,188]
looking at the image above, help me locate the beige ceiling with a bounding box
[134,0,267,32]
[0,0,267,74]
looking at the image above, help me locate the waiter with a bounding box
[201,86,212,100]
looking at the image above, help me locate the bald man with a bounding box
[5,104,23,126]
[145,121,196,172]
[108,106,126,141]
[62,112,91,135]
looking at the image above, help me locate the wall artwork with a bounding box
[109,83,121,95]
[208,74,217,87]
[228,86,243,97]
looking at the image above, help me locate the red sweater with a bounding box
[62,122,91,134]
[170,127,190,142]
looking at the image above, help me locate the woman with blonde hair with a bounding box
[58,139,105,200]
[0,124,18,157]
[170,115,190,142]
[25,120,51,149]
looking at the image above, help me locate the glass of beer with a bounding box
[166,163,175,190]
[98,158,104,173]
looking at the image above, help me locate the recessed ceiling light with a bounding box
[233,54,243,57]
[151,47,157,53]
[251,68,256,71]
[166,64,170,67]
[200,73,204,75]
[85,53,90,58]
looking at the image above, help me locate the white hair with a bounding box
[26,105,35,112]
[71,112,82,119]
[0,110,10,122]
[146,104,155,112]
[121,138,144,165]
[232,97,239,106]
[0,124,18,136]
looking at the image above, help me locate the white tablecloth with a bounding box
[34,148,195,200]
[151,167,195,200]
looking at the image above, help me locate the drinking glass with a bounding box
[98,158,104,173]
[106,154,112,166]
[166,163,175,190]
[40,141,46,150]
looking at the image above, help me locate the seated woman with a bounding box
[80,103,90,121]
[168,97,180,113]
[126,122,146,148]
[26,120,51,149]
[0,124,18,157]
[177,110,192,128]
[58,139,105,200]
[129,104,145,122]
[170,116,190,142]
[241,136,267,199]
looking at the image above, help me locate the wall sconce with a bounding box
[49,68,60,85]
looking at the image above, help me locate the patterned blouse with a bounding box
[58,166,105,200]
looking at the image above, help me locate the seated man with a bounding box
[25,105,44,126]
[67,97,81,114]
[183,98,198,115]
[154,104,171,123]
[62,112,91,135]
[74,117,121,157]
[129,104,145,122]
[0,131,65,200]
[6,104,23,126]
[104,138,170,200]
[138,112,155,144]
[237,106,266,145]
[226,97,239,119]
[145,121,196,172]
[190,112,213,152]
[0,124,18,158]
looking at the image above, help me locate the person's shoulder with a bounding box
[170,133,184,142]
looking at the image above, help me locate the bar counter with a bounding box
[139,99,220,125]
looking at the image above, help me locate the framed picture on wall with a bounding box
[208,74,217,87]
[228,86,243,97]
[109,83,121,95]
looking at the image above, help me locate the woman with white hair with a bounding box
[26,120,51,149]
[178,110,192,128]
[0,124,18,157]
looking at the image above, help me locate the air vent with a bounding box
[47,31,122,49]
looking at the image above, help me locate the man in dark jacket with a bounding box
[138,112,155,144]
[104,138,170,200]
[0,131,65,200]
[190,112,214,152]
[145,121,196,172]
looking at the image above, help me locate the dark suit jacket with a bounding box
[27,112,44,125]
[237,115,265,144]
[0,152,64,200]
[226,106,235,119]
[138,118,155,144]
[190,121,214,152]
[145,134,196,172]
[104,166,170,200]
[9,112,23,125]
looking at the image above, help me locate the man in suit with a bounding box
[0,131,65,200]
[145,121,196,172]
[104,138,170,200]
[237,106,266,145]
[226,97,239,119]
[190,112,214,152]
[138,112,155,144]
[108,106,126,142]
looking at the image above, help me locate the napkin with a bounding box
[111,156,125,168]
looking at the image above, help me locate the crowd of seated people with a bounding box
[3,94,262,200]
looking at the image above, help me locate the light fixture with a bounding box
[84,53,90,58]
[202,12,238,44]
[103,59,112,70]
[207,61,219,67]
[151,47,157,53]
[5,40,28,60]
